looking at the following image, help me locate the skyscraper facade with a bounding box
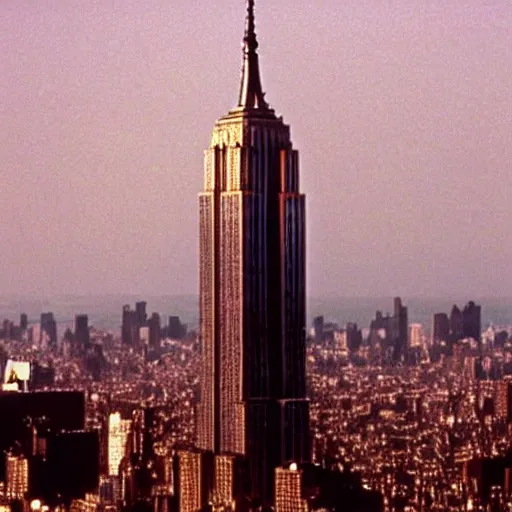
[6,453,29,500]
[275,465,309,512]
[197,0,309,505]
[408,323,424,349]
[176,450,212,512]
[108,412,131,477]
[391,297,408,364]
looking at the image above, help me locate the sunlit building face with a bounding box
[108,412,131,477]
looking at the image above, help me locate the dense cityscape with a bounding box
[1,297,512,511]
[2,0,510,511]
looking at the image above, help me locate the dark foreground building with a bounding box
[0,390,98,507]
[30,429,99,506]
[0,390,85,476]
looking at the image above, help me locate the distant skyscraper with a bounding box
[121,305,138,345]
[346,323,363,353]
[432,313,450,343]
[1,320,11,341]
[313,316,325,343]
[463,301,481,343]
[40,312,57,347]
[167,316,184,340]
[148,313,161,348]
[135,301,147,327]
[196,0,309,505]
[450,305,463,342]
[19,314,28,332]
[74,314,90,352]
[391,297,408,363]
[122,302,149,346]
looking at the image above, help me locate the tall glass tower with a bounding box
[197,0,309,504]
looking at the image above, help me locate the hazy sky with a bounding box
[1,0,511,297]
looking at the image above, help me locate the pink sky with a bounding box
[1,0,511,297]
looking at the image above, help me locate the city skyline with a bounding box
[2,0,512,298]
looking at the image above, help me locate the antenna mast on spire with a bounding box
[238,0,268,110]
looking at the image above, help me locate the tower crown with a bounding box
[238,0,269,110]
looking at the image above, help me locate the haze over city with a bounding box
[1,0,511,297]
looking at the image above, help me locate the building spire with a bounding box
[238,0,269,110]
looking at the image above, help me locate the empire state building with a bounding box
[197,0,309,505]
